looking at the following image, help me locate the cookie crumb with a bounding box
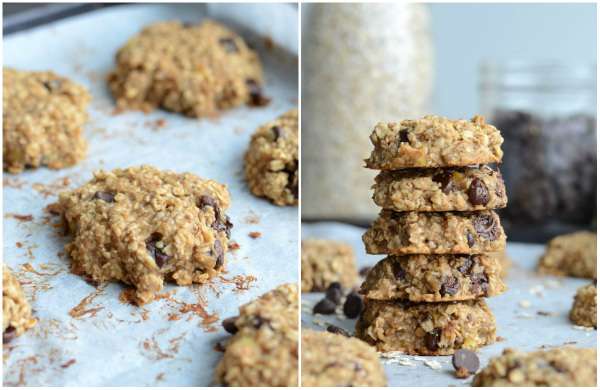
[248,231,261,239]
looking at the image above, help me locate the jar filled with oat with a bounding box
[301,3,434,223]
[480,62,597,242]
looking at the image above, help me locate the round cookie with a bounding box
[215,283,298,387]
[3,68,90,173]
[58,165,232,305]
[356,299,496,355]
[244,109,298,206]
[360,254,506,302]
[3,265,36,341]
[472,347,597,387]
[569,283,596,328]
[301,329,387,387]
[537,231,597,279]
[108,20,265,117]
[301,239,359,292]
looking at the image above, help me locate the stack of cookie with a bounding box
[356,115,508,355]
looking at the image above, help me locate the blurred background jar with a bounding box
[480,62,597,242]
[301,3,433,223]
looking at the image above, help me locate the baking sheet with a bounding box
[3,4,298,386]
[301,222,596,387]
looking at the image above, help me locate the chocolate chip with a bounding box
[392,262,406,280]
[222,316,238,334]
[343,292,363,319]
[285,160,298,199]
[198,195,218,209]
[472,214,499,241]
[452,349,480,374]
[440,276,459,296]
[457,256,474,275]
[399,130,410,143]
[3,326,17,343]
[325,282,343,305]
[466,231,475,247]
[219,37,239,53]
[198,196,233,238]
[432,171,455,194]
[424,328,441,351]
[271,126,284,141]
[93,191,115,203]
[145,233,170,268]
[469,273,489,295]
[326,324,351,337]
[246,79,271,107]
[313,298,337,315]
[213,240,224,269]
[468,178,490,206]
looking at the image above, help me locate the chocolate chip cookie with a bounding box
[537,231,597,279]
[301,329,387,386]
[360,254,506,302]
[365,115,503,170]
[472,347,597,387]
[58,165,232,305]
[363,210,506,255]
[3,68,90,173]
[301,239,358,292]
[356,299,496,355]
[3,265,36,341]
[108,20,265,117]
[245,109,298,206]
[569,283,596,328]
[215,283,298,386]
[372,165,507,212]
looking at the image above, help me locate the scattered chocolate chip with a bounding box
[325,282,343,305]
[392,262,406,280]
[3,326,17,343]
[93,191,115,203]
[222,316,239,334]
[359,266,371,277]
[457,256,474,275]
[424,329,441,351]
[219,37,239,53]
[146,233,170,268]
[440,276,460,296]
[398,130,410,143]
[468,178,490,206]
[469,273,489,295]
[432,171,455,194]
[343,292,363,319]
[313,298,337,315]
[246,79,271,107]
[472,214,499,241]
[452,349,479,374]
[466,231,475,247]
[271,126,284,141]
[213,240,224,269]
[326,324,351,337]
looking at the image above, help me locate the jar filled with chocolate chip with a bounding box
[480,62,596,242]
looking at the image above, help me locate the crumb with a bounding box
[16,242,23,248]
[423,360,442,370]
[519,300,531,308]
[248,231,261,239]
[60,358,76,369]
[496,335,506,342]
[6,213,33,222]
[228,241,240,251]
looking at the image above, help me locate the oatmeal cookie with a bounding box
[356,299,496,355]
[244,109,298,206]
[472,347,597,387]
[537,231,597,279]
[360,254,506,302]
[3,265,36,341]
[569,283,596,328]
[301,329,387,387]
[363,210,506,255]
[3,68,90,173]
[365,115,503,170]
[215,283,298,386]
[108,20,265,117]
[58,165,232,305]
[301,239,358,292]
[372,165,507,212]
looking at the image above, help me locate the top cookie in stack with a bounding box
[357,115,508,356]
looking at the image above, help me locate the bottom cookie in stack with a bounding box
[356,299,496,355]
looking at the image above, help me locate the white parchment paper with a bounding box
[302,222,596,387]
[3,4,298,386]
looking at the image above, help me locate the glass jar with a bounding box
[480,62,596,242]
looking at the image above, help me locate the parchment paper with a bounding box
[302,222,596,387]
[3,4,298,386]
